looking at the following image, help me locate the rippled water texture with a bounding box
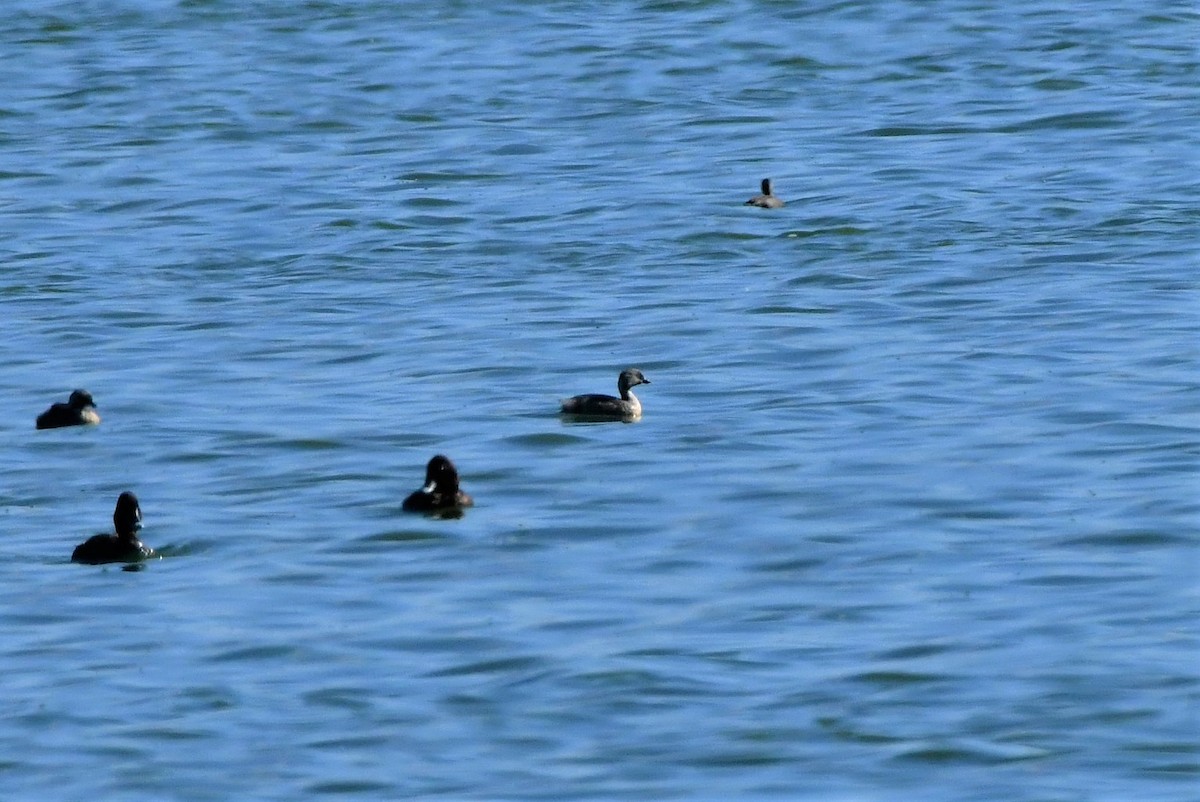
[1,1,1197,800]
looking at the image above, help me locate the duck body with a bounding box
[71,492,154,565]
[745,178,784,209]
[71,533,154,565]
[37,389,101,429]
[560,368,650,420]
[403,455,473,514]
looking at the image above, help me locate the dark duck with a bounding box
[403,455,473,515]
[71,492,154,565]
[37,389,101,429]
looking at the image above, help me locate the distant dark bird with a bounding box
[71,492,155,565]
[560,368,650,420]
[403,455,473,515]
[745,178,785,209]
[37,389,101,429]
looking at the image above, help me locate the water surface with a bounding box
[1,1,1197,800]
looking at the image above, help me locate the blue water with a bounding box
[2,1,1197,800]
